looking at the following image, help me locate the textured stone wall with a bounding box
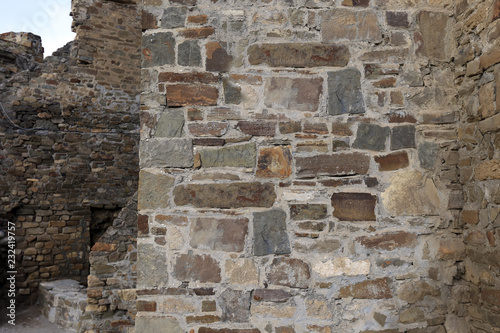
[137,0,471,332]
[0,0,141,307]
[455,0,500,331]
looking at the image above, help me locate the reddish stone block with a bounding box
[296,153,370,178]
[462,210,479,224]
[188,15,208,24]
[173,253,221,283]
[180,27,215,38]
[91,242,117,252]
[137,300,157,312]
[303,122,329,134]
[188,122,229,137]
[356,231,417,250]
[331,192,376,221]
[339,277,392,299]
[237,121,276,136]
[142,10,157,30]
[166,84,218,106]
[206,42,233,72]
[374,151,409,171]
[256,146,292,179]
[137,214,149,237]
[158,71,218,84]
[482,288,500,306]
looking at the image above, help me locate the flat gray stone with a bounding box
[391,125,416,150]
[353,123,390,151]
[138,170,175,210]
[253,209,291,256]
[137,244,168,289]
[140,138,193,168]
[135,316,183,333]
[178,40,202,67]
[142,33,175,67]
[219,289,251,323]
[199,142,256,168]
[155,109,185,137]
[161,7,187,29]
[418,141,438,170]
[327,69,365,115]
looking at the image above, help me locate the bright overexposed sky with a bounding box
[0,0,75,57]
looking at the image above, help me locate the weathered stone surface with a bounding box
[193,138,225,146]
[142,10,157,30]
[360,48,409,63]
[415,11,453,61]
[296,153,370,178]
[444,315,471,333]
[303,122,329,134]
[138,170,175,210]
[398,281,440,303]
[158,71,218,83]
[357,231,417,250]
[256,146,292,179]
[264,77,323,112]
[138,244,168,288]
[237,121,276,136]
[313,257,370,277]
[375,151,409,171]
[174,182,276,208]
[279,121,301,134]
[206,42,233,72]
[166,84,218,106]
[223,78,242,105]
[267,257,310,289]
[188,122,229,137]
[199,143,256,168]
[418,141,438,170]
[142,33,175,67]
[253,289,291,302]
[173,253,221,283]
[219,289,251,322]
[178,40,202,67]
[475,159,500,180]
[161,7,186,29]
[137,214,149,237]
[399,307,425,324]
[342,0,370,6]
[353,123,390,151]
[199,329,260,333]
[339,278,392,299]
[381,171,441,216]
[322,9,381,42]
[482,288,500,307]
[386,11,409,27]
[331,192,377,221]
[180,27,215,38]
[135,316,183,333]
[327,69,364,115]
[226,259,259,285]
[290,204,328,220]
[391,125,416,150]
[156,109,185,137]
[190,217,248,252]
[364,64,400,78]
[253,209,291,256]
[140,139,194,168]
[247,43,350,68]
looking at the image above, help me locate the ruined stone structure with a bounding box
[1,0,500,332]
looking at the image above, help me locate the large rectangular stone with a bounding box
[356,231,417,250]
[327,69,364,115]
[173,182,276,208]
[140,139,194,168]
[166,84,218,106]
[248,43,350,68]
[199,143,256,168]
[142,33,175,67]
[296,153,370,178]
[331,192,377,221]
[190,217,249,252]
[158,71,218,84]
[339,277,392,299]
[322,9,382,42]
[264,77,323,112]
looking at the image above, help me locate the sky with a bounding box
[0,0,75,57]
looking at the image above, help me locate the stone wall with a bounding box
[137,0,473,332]
[455,0,500,331]
[0,0,141,308]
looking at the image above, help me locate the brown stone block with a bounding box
[137,300,157,312]
[173,182,276,208]
[437,239,465,261]
[193,138,225,146]
[267,257,310,289]
[91,242,118,252]
[331,192,376,221]
[462,210,479,224]
[480,49,500,70]
[373,77,397,88]
[173,253,221,283]
[290,204,328,220]
[386,11,409,27]
[188,122,229,137]
[279,121,301,134]
[166,84,218,106]
[237,121,276,136]
[248,43,350,68]
[256,146,292,179]
[342,0,370,6]
[158,71,218,84]
[198,329,260,333]
[339,277,392,299]
[206,42,233,72]
[253,289,291,302]
[415,11,452,61]
[374,151,409,171]
[179,27,215,38]
[360,48,409,63]
[188,15,208,24]
[186,315,220,324]
[356,231,417,250]
[303,122,328,134]
[322,9,381,42]
[142,10,157,30]
[137,214,149,237]
[475,159,500,180]
[202,300,217,312]
[482,288,500,307]
[296,153,370,178]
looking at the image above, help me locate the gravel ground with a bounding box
[0,305,68,333]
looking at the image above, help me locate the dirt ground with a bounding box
[0,305,67,333]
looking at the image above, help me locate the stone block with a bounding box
[482,288,500,307]
[190,217,248,252]
[142,33,175,67]
[138,244,168,288]
[166,84,218,106]
[475,159,500,180]
[198,142,256,168]
[188,122,228,137]
[303,122,329,134]
[174,182,276,208]
[391,125,416,150]
[267,257,310,289]
[206,42,233,72]
[342,0,370,6]
[142,10,157,30]
[375,151,409,171]
[306,298,333,319]
[353,123,390,151]
[247,43,350,68]
[178,40,202,67]
[399,307,425,324]
[173,253,221,283]
[398,281,440,303]
[327,69,364,115]
[237,121,276,136]
[313,257,370,277]
[253,209,291,256]
[331,192,377,221]
[199,329,260,333]
[219,289,251,322]
[253,289,291,302]
[418,141,438,170]
[264,77,323,112]
[296,153,370,178]
[158,71,218,84]
[322,9,381,42]
[415,11,453,61]
[138,170,175,210]
[137,300,157,312]
[156,109,185,137]
[223,78,242,105]
[161,7,187,29]
[386,11,409,27]
[279,121,301,134]
[226,259,259,285]
[290,204,328,220]
[256,146,292,179]
[180,27,215,38]
[135,316,183,333]
[140,138,193,168]
[357,231,417,250]
[339,277,392,299]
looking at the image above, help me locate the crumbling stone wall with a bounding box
[0,0,141,308]
[455,0,500,331]
[137,0,471,332]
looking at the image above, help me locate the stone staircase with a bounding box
[38,279,87,332]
